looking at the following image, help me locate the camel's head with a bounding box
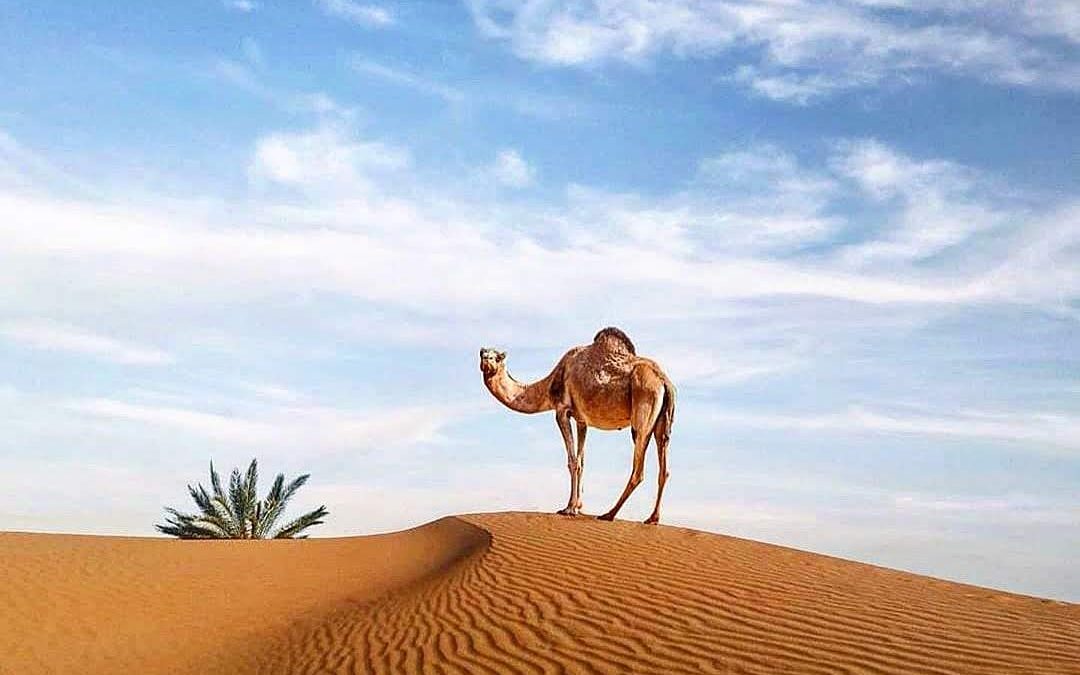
[479,348,506,377]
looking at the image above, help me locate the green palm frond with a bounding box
[272,504,329,539]
[254,474,287,539]
[156,458,328,539]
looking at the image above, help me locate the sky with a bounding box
[0,1,1078,600]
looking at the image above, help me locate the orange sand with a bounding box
[1,512,1077,674]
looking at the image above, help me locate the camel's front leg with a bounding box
[555,408,580,515]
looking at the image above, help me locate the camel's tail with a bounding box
[656,373,676,440]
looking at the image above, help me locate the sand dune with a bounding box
[2,512,1077,674]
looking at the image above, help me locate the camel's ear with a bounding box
[496,351,506,362]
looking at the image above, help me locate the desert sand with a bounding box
[1,512,1077,674]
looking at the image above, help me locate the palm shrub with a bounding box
[157,458,328,539]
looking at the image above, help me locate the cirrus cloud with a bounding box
[467,0,1080,102]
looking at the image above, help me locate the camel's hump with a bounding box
[592,327,636,355]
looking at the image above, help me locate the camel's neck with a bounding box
[484,365,557,414]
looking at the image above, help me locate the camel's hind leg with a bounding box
[598,373,664,522]
[644,391,671,525]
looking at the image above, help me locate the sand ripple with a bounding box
[2,512,1078,674]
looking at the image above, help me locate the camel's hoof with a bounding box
[556,508,579,517]
[596,512,615,522]
[644,517,659,525]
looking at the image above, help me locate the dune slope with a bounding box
[0,517,487,674]
[2,512,1077,674]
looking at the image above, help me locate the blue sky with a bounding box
[1,1,1078,600]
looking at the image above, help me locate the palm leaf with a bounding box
[272,505,329,539]
[255,473,287,539]
[157,459,328,539]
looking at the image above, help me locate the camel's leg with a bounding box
[644,392,672,525]
[555,408,579,515]
[571,420,587,512]
[598,385,663,522]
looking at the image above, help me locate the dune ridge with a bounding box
[2,512,1077,674]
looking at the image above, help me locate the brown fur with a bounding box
[593,326,636,355]
[480,328,676,524]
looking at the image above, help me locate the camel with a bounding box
[479,327,676,524]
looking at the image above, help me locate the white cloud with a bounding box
[693,144,839,249]
[0,125,1074,422]
[467,0,1080,100]
[467,0,722,66]
[351,58,465,103]
[557,143,840,261]
[652,343,808,386]
[0,320,173,365]
[67,398,269,444]
[249,122,410,193]
[832,138,972,200]
[65,396,462,453]
[729,66,856,105]
[210,59,276,102]
[565,142,833,258]
[224,0,258,12]
[1020,1,1080,44]
[709,406,1080,451]
[891,493,1079,525]
[489,149,535,188]
[208,59,363,121]
[349,56,600,120]
[831,139,1010,266]
[0,130,95,196]
[315,0,393,27]
[240,382,305,403]
[2,129,1073,339]
[978,202,1080,310]
[550,144,839,259]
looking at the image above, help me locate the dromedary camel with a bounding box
[479,327,676,524]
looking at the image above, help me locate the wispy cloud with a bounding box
[2,128,1075,329]
[0,320,173,365]
[239,382,305,404]
[653,343,808,386]
[1019,1,1080,44]
[729,66,856,106]
[348,55,598,120]
[210,58,275,99]
[489,149,535,188]
[350,58,465,103]
[208,58,362,121]
[692,144,839,249]
[67,398,268,443]
[0,130,96,196]
[249,121,410,193]
[891,493,1079,525]
[315,0,393,27]
[65,396,462,453]
[831,138,1010,266]
[224,0,258,13]
[467,0,1080,101]
[709,406,1080,451]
